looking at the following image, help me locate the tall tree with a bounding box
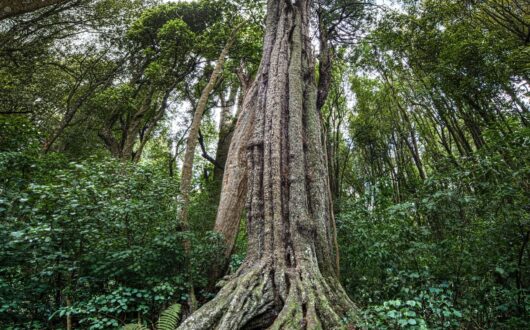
[179,22,243,233]
[212,83,238,185]
[207,19,263,286]
[178,21,243,311]
[95,1,216,161]
[209,81,254,285]
[179,0,357,328]
[210,0,370,285]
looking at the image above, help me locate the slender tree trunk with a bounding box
[409,128,426,180]
[178,24,242,312]
[99,91,153,161]
[43,105,77,153]
[179,1,356,328]
[316,17,332,112]
[132,89,172,163]
[209,88,256,287]
[179,24,241,230]
[66,296,72,330]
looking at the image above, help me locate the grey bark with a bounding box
[178,24,243,312]
[213,86,238,185]
[209,87,255,286]
[209,64,255,284]
[179,0,357,328]
[179,23,242,231]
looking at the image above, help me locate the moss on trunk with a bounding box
[179,0,357,328]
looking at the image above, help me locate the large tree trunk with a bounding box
[179,0,357,328]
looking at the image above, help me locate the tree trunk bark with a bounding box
[209,87,256,287]
[66,296,72,330]
[213,87,238,185]
[179,1,357,328]
[178,24,242,312]
[179,23,241,230]
[207,67,255,288]
[316,17,332,112]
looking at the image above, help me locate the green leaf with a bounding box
[406,300,417,307]
[386,310,399,319]
[157,303,181,330]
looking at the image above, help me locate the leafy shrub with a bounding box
[0,153,222,328]
[337,134,530,329]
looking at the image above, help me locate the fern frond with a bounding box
[123,323,149,330]
[157,303,181,330]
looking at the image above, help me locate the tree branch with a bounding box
[198,129,223,170]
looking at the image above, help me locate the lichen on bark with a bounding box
[178,0,358,328]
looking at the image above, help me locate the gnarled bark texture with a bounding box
[178,0,357,328]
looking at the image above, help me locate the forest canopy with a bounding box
[0,0,528,329]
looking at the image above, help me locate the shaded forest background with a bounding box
[0,0,528,328]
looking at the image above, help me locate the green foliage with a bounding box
[123,324,148,330]
[333,3,530,326]
[337,126,530,328]
[359,275,464,329]
[157,303,181,330]
[122,303,180,330]
[0,152,222,328]
[0,0,528,329]
[0,116,40,152]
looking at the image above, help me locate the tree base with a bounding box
[178,261,358,329]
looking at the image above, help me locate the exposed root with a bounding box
[177,263,358,330]
[177,0,359,328]
[177,263,273,329]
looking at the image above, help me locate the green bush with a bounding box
[337,131,530,329]
[0,153,222,329]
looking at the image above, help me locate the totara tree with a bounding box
[210,0,371,284]
[179,0,357,328]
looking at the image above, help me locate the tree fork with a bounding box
[179,25,241,230]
